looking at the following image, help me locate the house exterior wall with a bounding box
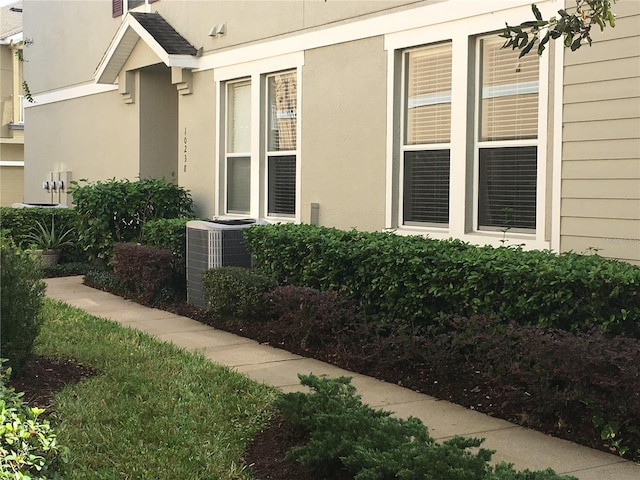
[23,90,139,202]
[1,13,24,207]
[20,0,640,263]
[138,65,178,180]
[0,165,24,206]
[560,0,640,264]
[301,36,388,232]
[23,1,117,93]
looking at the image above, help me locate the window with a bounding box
[266,71,297,217]
[402,42,452,226]
[477,36,539,232]
[112,0,158,17]
[216,59,301,221]
[225,80,251,214]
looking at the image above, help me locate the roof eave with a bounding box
[95,13,197,85]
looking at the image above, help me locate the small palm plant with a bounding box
[25,217,76,251]
[24,217,76,266]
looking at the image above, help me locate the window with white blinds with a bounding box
[478,147,537,230]
[480,37,539,142]
[404,150,450,224]
[268,71,297,152]
[406,43,452,145]
[267,71,297,217]
[226,80,251,214]
[402,42,452,226]
[477,36,539,231]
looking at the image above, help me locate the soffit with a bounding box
[95,12,197,84]
[0,1,22,41]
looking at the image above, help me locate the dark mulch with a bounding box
[7,355,98,408]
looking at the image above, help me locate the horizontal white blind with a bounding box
[227,80,251,154]
[478,146,537,230]
[268,71,297,152]
[403,150,450,224]
[268,155,296,216]
[406,42,452,145]
[480,37,539,142]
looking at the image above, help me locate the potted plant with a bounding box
[24,217,76,267]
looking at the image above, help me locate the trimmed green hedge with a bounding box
[244,224,640,336]
[0,206,77,249]
[141,218,190,260]
[69,178,193,261]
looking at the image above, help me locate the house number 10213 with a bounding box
[183,127,188,172]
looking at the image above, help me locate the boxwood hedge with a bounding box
[244,224,640,336]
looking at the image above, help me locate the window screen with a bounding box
[406,42,452,145]
[480,37,539,142]
[402,42,452,226]
[268,72,297,151]
[404,150,450,224]
[268,155,296,216]
[478,146,537,230]
[226,80,251,214]
[227,156,250,214]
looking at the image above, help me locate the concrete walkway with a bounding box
[45,276,638,480]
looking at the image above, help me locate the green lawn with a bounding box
[35,299,277,479]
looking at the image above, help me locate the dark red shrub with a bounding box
[265,286,359,351]
[421,316,640,458]
[112,243,174,304]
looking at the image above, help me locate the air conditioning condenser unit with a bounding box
[186,219,264,308]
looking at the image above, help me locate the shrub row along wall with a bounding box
[0,207,77,250]
[244,224,640,336]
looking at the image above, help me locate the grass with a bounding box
[34,298,277,479]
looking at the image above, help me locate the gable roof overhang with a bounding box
[95,12,198,84]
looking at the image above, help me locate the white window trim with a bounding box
[214,53,304,223]
[385,1,562,251]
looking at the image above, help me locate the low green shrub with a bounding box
[112,243,176,304]
[275,374,577,480]
[41,262,90,278]
[83,269,123,294]
[0,361,67,479]
[244,224,640,336]
[0,207,78,250]
[69,177,193,261]
[0,233,45,374]
[202,267,276,323]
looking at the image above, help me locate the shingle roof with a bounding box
[0,1,22,41]
[130,12,197,56]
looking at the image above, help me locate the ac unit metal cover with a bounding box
[186,219,266,308]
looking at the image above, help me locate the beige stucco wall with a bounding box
[0,165,24,206]
[175,69,217,219]
[23,0,421,96]
[23,0,117,93]
[157,0,420,58]
[138,65,178,180]
[23,90,139,203]
[301,36,387,232]
[560,0,640,264]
